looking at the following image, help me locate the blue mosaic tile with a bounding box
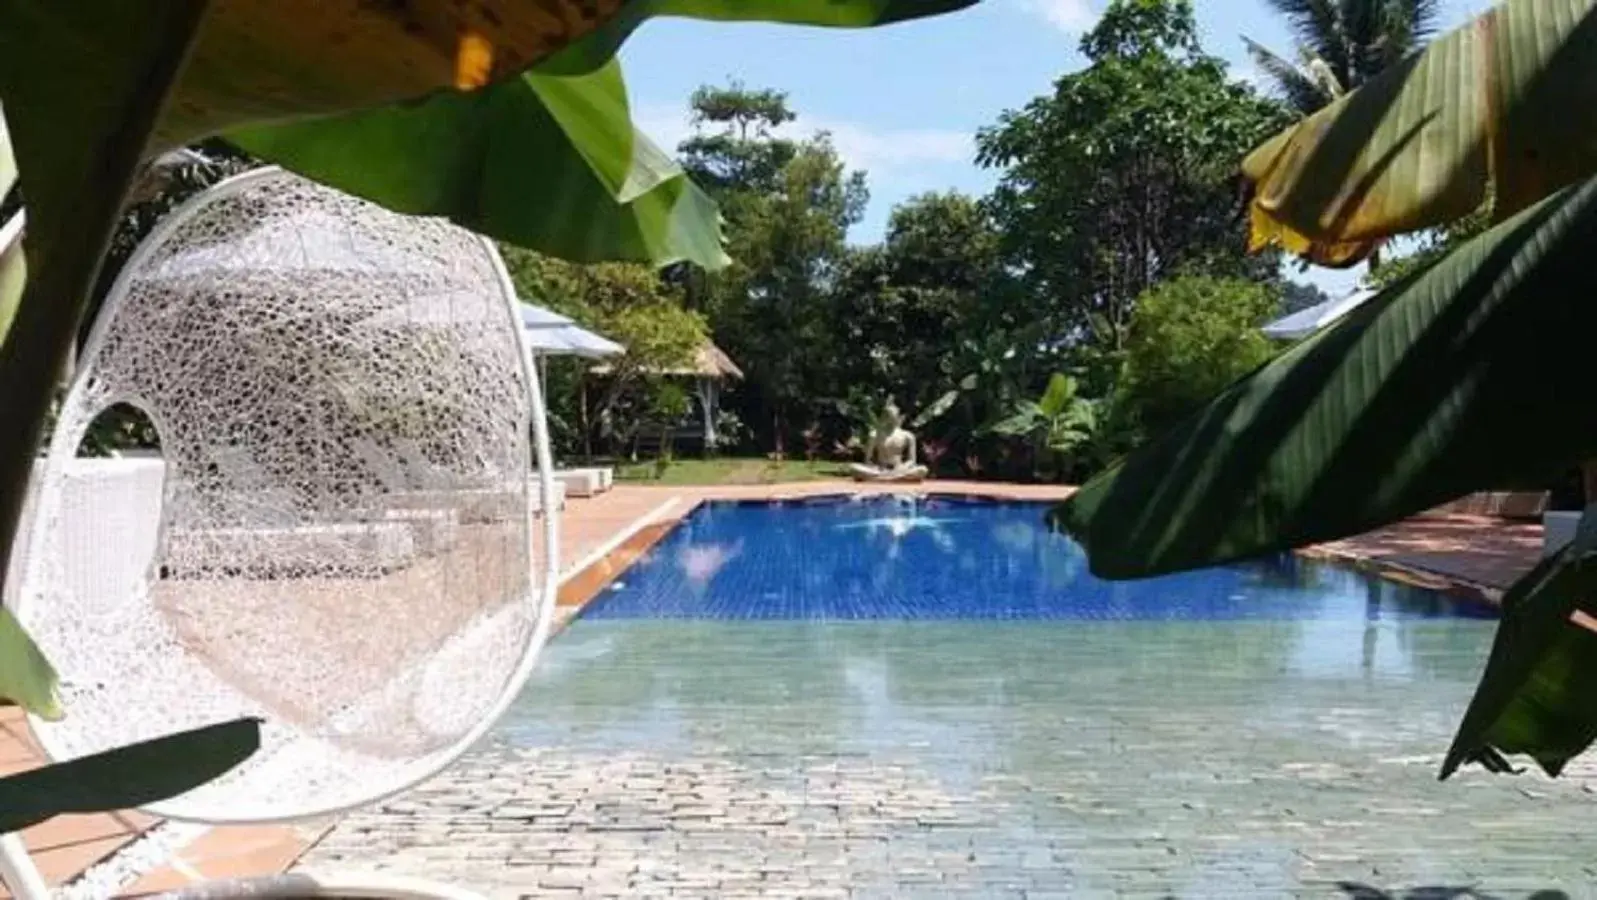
[580,496,1498,622]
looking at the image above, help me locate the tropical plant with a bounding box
[1053,0,1597,779]
[0,0,975,832]
[990,373,1096,481]
[1115,274,1280,438]
[1244,0,1441,115]
[648,380,692,462]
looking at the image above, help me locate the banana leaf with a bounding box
[537,0,977,75]
[0,6,208,683]
[0,606,58,721]
[154,0,980,150]
[1053,175,1597,579]
[0,105,14,201]
[0,107,22,342]
[1442,531,1597,779]
[1244,0,1597,253]
[0,718,260,833]
[229,61,728,269]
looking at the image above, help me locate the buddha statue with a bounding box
[848,402,929,483]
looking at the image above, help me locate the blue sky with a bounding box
[619,0,1484,297]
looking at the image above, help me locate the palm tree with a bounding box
[1244,0,1440,115]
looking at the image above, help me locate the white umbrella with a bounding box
[1262,287,1378,340]
[555,325,624,359]
[518,303,624,407]
[519,304,574,329]
[518,302,623,358]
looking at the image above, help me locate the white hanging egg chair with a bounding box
[12,167,561,841]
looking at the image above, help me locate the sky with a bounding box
[618,0,1485,298]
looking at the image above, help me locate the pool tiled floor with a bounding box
[304,620,1597,898]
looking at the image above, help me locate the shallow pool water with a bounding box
[492,497,1594,897]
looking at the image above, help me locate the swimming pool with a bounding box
[485,496,1597,897]
[582,495,1495,621]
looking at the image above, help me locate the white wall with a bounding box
[3,458,167,612]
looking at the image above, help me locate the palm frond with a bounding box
[1244,37,1336,115]
[1264,0,1351,83]
[1373,0,1442,68]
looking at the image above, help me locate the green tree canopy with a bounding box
[502,247,704,384]
[502,245,705,455]
[831,192,1008,406]
[976,0,1288,352]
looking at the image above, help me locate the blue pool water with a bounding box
[581,495,1496,622]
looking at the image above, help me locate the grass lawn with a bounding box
[614,457,848,485]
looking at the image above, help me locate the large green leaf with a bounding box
[228,61,728,269]
[0,105,15,201]
[1244,0,1597,253]
[0,104,19,341]
[0,211,22,345]
[1054,175,1597,579]
[1442,533,1597,779]
[156,0,981,151]
[910,389,961,430]
[990,402,1044,437]
[1037,373,1076,419]
[0,718,260,833]
[0,606,58,721]
[537,0,978,75]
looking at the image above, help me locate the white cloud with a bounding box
[803,119,973,176]
[631,102,973,184]
[1023,0,1099,34]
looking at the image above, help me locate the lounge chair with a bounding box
[549,466,612,497]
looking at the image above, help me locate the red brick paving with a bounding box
[1303,513,1543,599]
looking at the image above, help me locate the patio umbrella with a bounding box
[519,304,574,329]
[554,325,624,359]
[1261,287,1378,341]
[518,303,624,415]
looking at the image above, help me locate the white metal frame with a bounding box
[0,167,560,900]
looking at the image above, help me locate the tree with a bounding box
[678,84,868,453]
[677,82,798,197]
[1279,280,1330,315]
[502,247,705,457]
[1244,0,1440,115]
[1116,274,1280,436]
[1055,0,1597,779]
[976,0,1288,353]
[829,192,1011,419]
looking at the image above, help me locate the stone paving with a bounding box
[300,732,1597,900]
[302,747,1062,899]
[297,614,1597,899]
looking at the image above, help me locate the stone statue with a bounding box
[848,402,929,482]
